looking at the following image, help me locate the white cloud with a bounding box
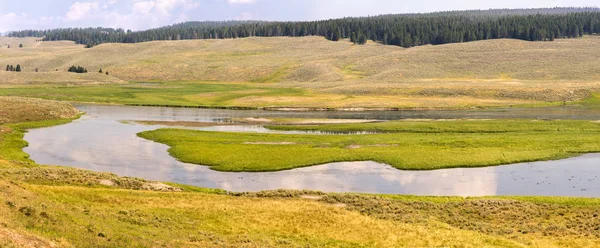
[234,12,255,20]
[58,0,200,30]
[66,1,100,21]
[132,1,156,15]
[228,0,256,4]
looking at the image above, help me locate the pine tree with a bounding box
[357,33,368,45]
[331,27,341,41]
[350,32,357,43]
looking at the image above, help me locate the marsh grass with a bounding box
[138,120,600,172]
[267,119,600,133]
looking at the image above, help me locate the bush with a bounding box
[68,65,88,73]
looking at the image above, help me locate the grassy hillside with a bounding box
[2,36,600,108]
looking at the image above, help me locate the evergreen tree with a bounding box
[357,33,368,45]
[350,32,357,43]
[68,65,88,73]
[15,65,21,72]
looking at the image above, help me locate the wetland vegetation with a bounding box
[138,120,600,172]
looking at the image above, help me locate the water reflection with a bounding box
[22,104,600,196]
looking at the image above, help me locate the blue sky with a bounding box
[0,0,598,32]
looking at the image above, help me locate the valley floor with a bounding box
[1,97,600,247]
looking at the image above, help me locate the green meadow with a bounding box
[0,82,307,108]
[138,120,600,172]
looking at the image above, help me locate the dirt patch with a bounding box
[301,195,324,200]
[242,117,273,123]
[0,126,12,135]
[346,144,398,149]
[133,120,233,127]
[99,179,115,187]
[244,142,296,145]
[0,227,57,248]
[368,144,399,147]
[141,182,182,192]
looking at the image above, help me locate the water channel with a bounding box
[22,104,600,197]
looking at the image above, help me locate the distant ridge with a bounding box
[7,7,600,48]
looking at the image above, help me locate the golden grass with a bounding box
[3,36,600,106]
[0,96,80,124]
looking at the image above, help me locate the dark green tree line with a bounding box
[7,7,600,48]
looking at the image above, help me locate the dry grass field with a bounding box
[2,36,600,108]
[0,96,80,124]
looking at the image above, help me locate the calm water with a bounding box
[22,104,600,196]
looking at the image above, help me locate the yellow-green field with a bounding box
[2,36,600,108]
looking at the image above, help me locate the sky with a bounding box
[0,0,598,32]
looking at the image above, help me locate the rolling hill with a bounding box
[2,35,600,108]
